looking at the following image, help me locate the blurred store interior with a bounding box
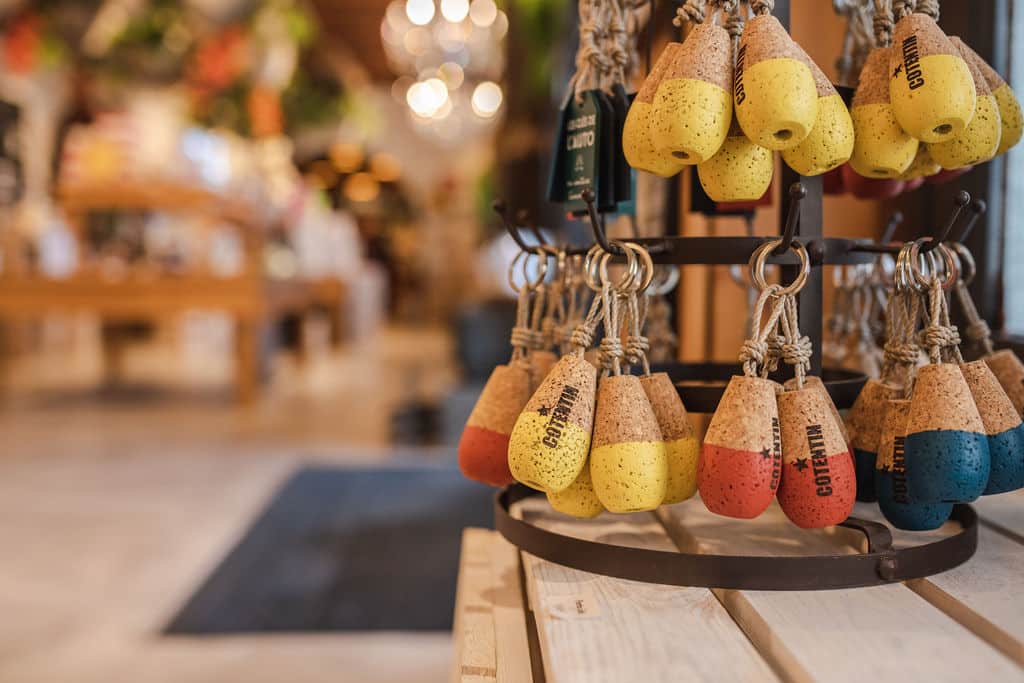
[0,1,1019,682]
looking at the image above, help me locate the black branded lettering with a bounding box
[542,384,581,449]
[769,417,782,489]
[805,424,832,496]
[892,435,908,503]
[902,35,925,90]
[733,45,747,105]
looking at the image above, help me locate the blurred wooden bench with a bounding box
[451,491,1024,682]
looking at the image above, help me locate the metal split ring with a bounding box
[906,238,958,291]
[508,248,549,293]
[749,238,810,296]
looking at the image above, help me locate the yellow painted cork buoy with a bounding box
[928,37,1001,169]
[957,40,1023,155]
[547,458,605,518]
[640,372,699,504]
[782,50,854,176]
[850,47,919,178]
[622,43,687,177]
[650,22,733,165]
[697,119,773,202]
[733,12,818,150]
[508,353,597,493]
[898,145,942,180]
[590,375,668,512]
[888,12,975,143]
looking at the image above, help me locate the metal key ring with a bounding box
[749,238,810,296]
[508,248,549,293]
[614,241,655,294]
[585,243,637,292]
[908,238,958,291]
[648,265,680,297]
[949,242,976,286]
[894,242,916,292]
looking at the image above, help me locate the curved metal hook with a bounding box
[920,190,970,253]
[951,198,986,244]
[581,187,624,255]
[880,210,904,245]
[493,199,540,253]
[515,208,548,247]
[772,182,807,255]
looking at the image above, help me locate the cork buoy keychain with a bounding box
[850,265,920,501]
[948,243,1024,494]
[698,263,787,519]
[898,145,942,183]
[781,34,855,176]
[747,242,855,528]
[622,268,699,504]
[902,241,990,503]
[928,35,1001,170]
[875,398,954,529]
[955,40,1023,156]
[888,0,975,144]
[588,241,669,512]
[622,21,686,176]
[530,246,566,389]
[850,0,919,179]
[458,250,548,486]
[732,0,818,151]
[697,5,773,202]
[649,0,733,165]
[509,244,638,497]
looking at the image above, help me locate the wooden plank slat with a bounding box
[974,490,1024,542]
[657,499,1024,683]
[516,498,778,683]
[451,528,498,683]
[489,533,534,683]
[850,502,1024,667]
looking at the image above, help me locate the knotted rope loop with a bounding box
[750,0,775,16]
[675,0,708,27]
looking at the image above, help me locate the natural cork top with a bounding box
[523,354,596,430]
[705,375,779,452]
[778,388,848,464]
[847,378,899,450]
[467,364,533,432]
[665,23,732,92]
[739,14,806,67]
[876,399,912,470]
[891,12,954,62]
[906,363,986,433]
[640,372,694,441]
[954,38,1007,90]
[950,37,992,96]
[592,374,663,447]
[960,360,1021,434]
[637,42,682,103]
[853,47,893,107]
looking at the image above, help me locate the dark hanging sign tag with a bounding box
[611,85,633,205]
[547,90,604,215]
[594,89,617,213]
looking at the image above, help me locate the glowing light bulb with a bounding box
[469,0,497,27]
[441,0,469,22]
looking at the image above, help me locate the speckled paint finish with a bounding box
[905,364,991,503]
[640,372,698,503]
[623,43,687,177]
[845,378,898,500]
[889,15,975,142]
[699,376,782,519]
[850,104,919,178]
[875,400,954,530]
[589,375,667,512]
[899,145,942,180]
[650,23,732,164]
[459,363,532,485]
[782,95,854,176]
[960,360,1024,494]
[984,349,1024,416]
[735,15,818,150]
[776,389,856,528]
[508,354,597,493]
[697,125,773,202]
[547,461,604,518]
[953,38,1023,155]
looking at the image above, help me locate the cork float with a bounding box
[781,50,854,176]
[960,360,1024,494]
[928,37,1001,170]
[622,43,687,177]
[875,399,954,531]
[957,40,1023,155]
[650,22,732,165]
[888,12,976,143]
[507,353,597,493]
[589,375,668,512]
[899,145,942,181]
[776,387,856,528]
[785,375,849,446]
[733,13,818,150]
[529,349,559,391]
[697,119,773,202]
[845,378,899,502]
[984,349,1024,416]
[904,363,991,503]
[640,372,699,504]
[850,47,919,179]
[699,375,782,519]
[547,458,604,518]
[458,364,533,486]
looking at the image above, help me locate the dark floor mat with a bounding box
[165,465,494,633]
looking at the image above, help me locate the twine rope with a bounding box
[510,285,537,368]
[750,0,775,17]
[919,278,962,364]
[739,285,787,377]
[873,0,893,46]
[893,0,916,20]
[953,280,995,357]
[599,283,625,376]
[570,282,608,354]
[645,293,678,363]
[624,290,652,376]
[675,0,708,27]
[880,288,921,394]
[917,0,939,21]
[779,294,813,389]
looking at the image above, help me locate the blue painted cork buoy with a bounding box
[845,379,899,502]
[960,360,1024,494]
[875,399,954,530]
[904,364,990,503]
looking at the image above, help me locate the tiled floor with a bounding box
[0,322,459,682]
